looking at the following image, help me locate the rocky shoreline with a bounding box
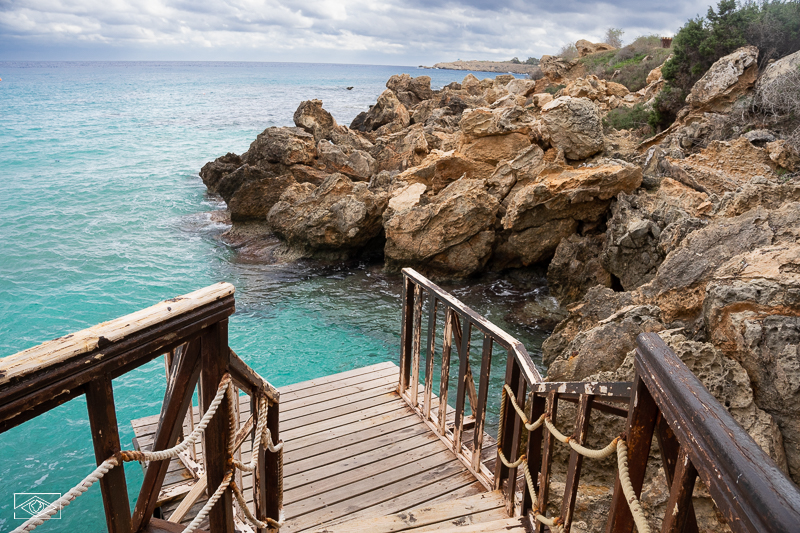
[422,60,541,75]
[201,41,800,529]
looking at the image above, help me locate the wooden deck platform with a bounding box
[131,361,506,532]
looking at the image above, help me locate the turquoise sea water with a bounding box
[0,62,548,532]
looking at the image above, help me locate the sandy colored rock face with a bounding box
[386,73,434,108]
[266,173,388,253]
[293,99,338,141]
[539,55,582,82]
[396,149,495,193]
[388,182,426,212]
[541,97,604,160]
[383,178,499,276]
[458,106,536,140]
[756,49,800,94]
[247,127,317,166]
[548,234,612,306]
[575,39,616,58]
[665,137,778,195]
[350,89,410,133]
[458,132,531,167]
[686,45,759,112]
[200,152,242,193]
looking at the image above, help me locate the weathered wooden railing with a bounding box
[0,283,282,533]
[399,268,800,532]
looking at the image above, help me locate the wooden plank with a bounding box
[229,349,279,402]
[423,294,438,420]
[280,362,396,396]
[285,437,447,500]
[409,517,525,533]
[199,320,234,533]
[281,366,399,403]
[264,398,281,531]
[281,390,403,432]
[311,490,505,533]
[281,379,397,420]
[289,468,481,533]
[660,447,698,533]
[560,394,593,531]
[0,283,234,385]
[471,334,493,473]
[306,471,485,532]
[85,376,132,533]
[131,337,203,532]
[168,473,208,523]
[407,509,514,532]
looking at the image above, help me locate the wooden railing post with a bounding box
[522,392,546,516]
[535,391,559,533]
[85,376,132,533]
[437,307,454,435]
[201,319,234,533]
[399,277,415,394]
[265,399,282,532]
[410,284,423,407]
[423,293,438,420]
[495,349,521,492]
[471,334,493,472]
[452,317,472,453]
[560,394,594,531]
[605,373,658,533]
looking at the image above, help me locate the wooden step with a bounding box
[310,490,514,533]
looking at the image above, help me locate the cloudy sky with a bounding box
[0,0,710,64]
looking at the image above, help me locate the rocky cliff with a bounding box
[200,43,800,528]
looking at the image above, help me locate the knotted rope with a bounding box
[498,384,650,533]
[13,372,284,533]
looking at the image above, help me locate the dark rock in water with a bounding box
[200,152,242,194]
[220,165,295,222]
[293,99,337,141]
[346,86,353,90]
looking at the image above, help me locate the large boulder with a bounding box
[246,127,317,167]
[576,39,616,58]
[539,55,581,82]
[293,99,337,141]
[664,136,779,195]
[685,45,759,112]
[266,174,388,254]
[370,124,430,173]
[350,89,410,133]
[315,141,375,180]
[459,106,537,140]
[541,97,604,160]
[756,49,800,97]
[602,178,710,291]
[495,159,641,267]
[386,74,434,108]
[200,152,243,194]
[547,233,612,306]
[395,149,495,194]
[384,179,499,276]
[704,242,800,483]
[216,165,295,222]
[458,133,531,167]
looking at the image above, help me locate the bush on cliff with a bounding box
[603,103,653,134]
[581,35,671,91]
[653,0,800,131]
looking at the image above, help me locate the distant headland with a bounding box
[420,60,539,75]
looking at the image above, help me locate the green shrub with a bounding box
[579,39,671,92]
[603,104,653,132]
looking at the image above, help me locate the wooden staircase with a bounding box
[310,491,526,533]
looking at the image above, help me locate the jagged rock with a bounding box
[602,178,710,291]
[576,39,616,58]
[410,99,437,125]
[370,124,430,173]
[546,303,665,380]
[716,176,800,217]
[767,140,800,171]
[547,233,612,306]
[316,141,375,180]
[384,178,499,276]
[386,74,434,108]
[685,46,759,112]
[293,99,337,141]
[704,242,800,482]
[743,129,777,145]
[266,173,388,254]
[541,97,604,160]
[494,74,516,85]
[329,126,374,152]
[459,106,536,140]
[350,89,410,132]
[458,132,531,167]
[664,137,778,195]
[388,182,427,212]
[539,55,581,82]
[646,64,663,85]
[531,93,554,108]
[505,78,537,96]
[756,49,800,95]
[640,207,774,323]
[395,149,495,194]
[495,159,642,268]
[564,76,607,101]
[605,81,629,98]
[200,153,243,193]
[461,74,482,96]
[246,127,317,167]
[215,165,295,222]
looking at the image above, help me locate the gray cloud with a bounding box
[0,0,709,62]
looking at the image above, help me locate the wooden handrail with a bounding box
[0,284,281,533]
[634,333,800,533]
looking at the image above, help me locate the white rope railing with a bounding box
[13,371,284,533]
[498,384,651,533]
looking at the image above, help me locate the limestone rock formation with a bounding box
[539,55,581,82]
[386,74,434,108]
[685,45,759,112]
[266,173,388,254]
[541,97,604,160]
[384,178,499,276]
[575,39,616,58]
[293,99,337,141]
[200,152,243,194]
[246,127,317,167]
[547,233,612,306]
[756,49,800,95]
[350,89,410,133]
